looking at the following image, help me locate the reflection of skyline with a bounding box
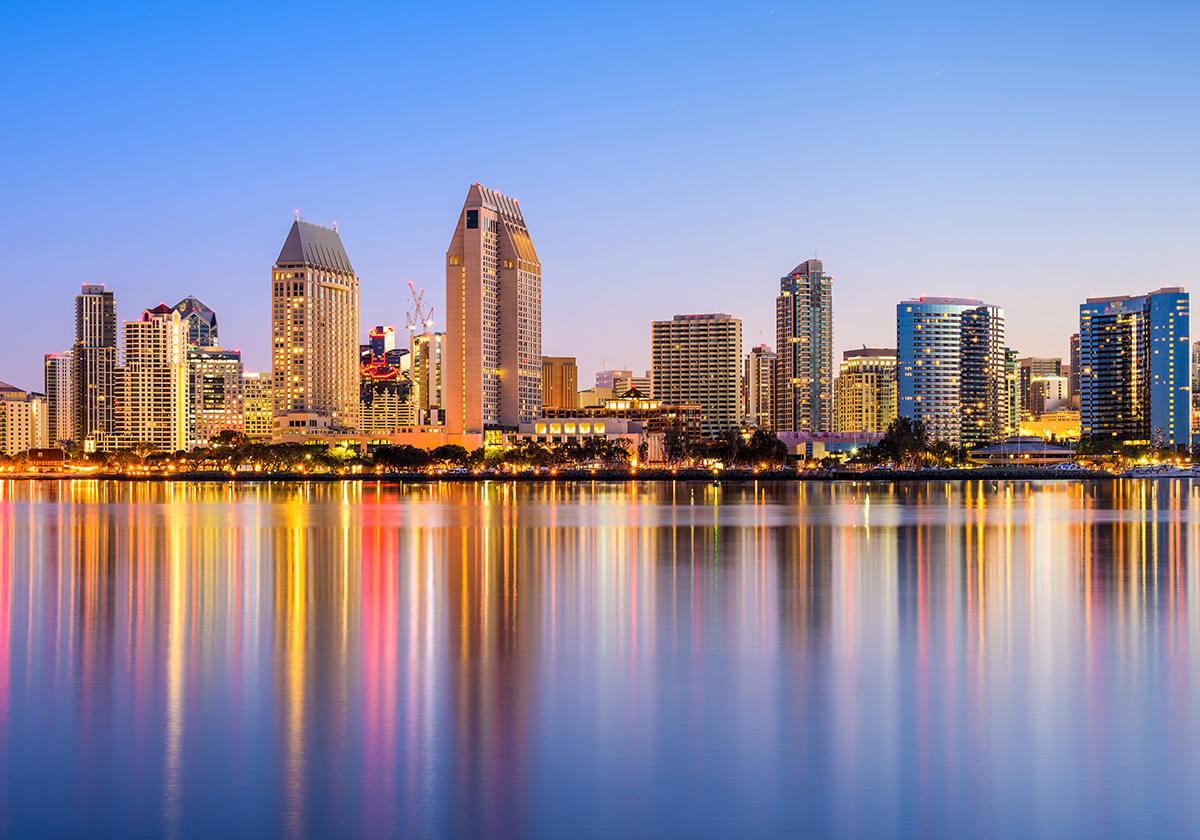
[0,480,1197,835]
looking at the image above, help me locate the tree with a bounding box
[636,439,649,465]
[214,429,248,449]
[664,428,687,465]
[372,445,432,471]
[718,428,745,466]
[430,444,470,466]
[747,429,788,466]
[878,416,930,469]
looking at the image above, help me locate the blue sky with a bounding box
[2,0,1197,392]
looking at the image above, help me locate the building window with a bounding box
[466,210,479,229]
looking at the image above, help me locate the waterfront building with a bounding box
[359,326,414,433]
[121,305,188,452]
[0,382,48,456]
[1079,287,1190,446]
[542,389,702,441]
[72,284,118,444]
[1018,357,1063,417]
[411,331,444,425]
[543,357,578,409]
[43,351,73,445]
[187,347,244,448]
[897,297,1006,447]
[774,259,833,433]
[242,372,273,439]
[171,296,218,347]
[1070,333,1081,410]
[1005,348,1019,434]
[744,345,776,430]
[1019,409,1082,441]
[445,184,542,436]
[271,218,360,435]
[833,348,896,434]
[651,313,742,440]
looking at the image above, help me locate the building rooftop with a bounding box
[172,295,218,328]
[667,313,734,321]
[276,220,354,274]
[1085,287,1186,304]
[468,183,526,226]
[843,348,896,360]
[901,297,985,306]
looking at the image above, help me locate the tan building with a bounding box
[445,184,542,436]
[412,332,445,424]
[1019,410,1081,440]
[651,313,742,440]
[121,305,188,452]
[613,372,651,396]
[0,382,49,456]
[43,351,73,445]
[834,348,897,434]
[242,372,273,439]
[271,219,360,436]
[542,356,578,409]
[743,345,775,429]
[187,347,244,448]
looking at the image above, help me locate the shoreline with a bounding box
[0,467,1117,483]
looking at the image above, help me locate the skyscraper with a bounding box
[43,351,73,445]
[445,185,542,436]
[187,347,244,447]
[271,219,360,434]
[171,296,218,347]
[411,332,445,425]
[774,260,833,433]
[72,284,118,444]
[1079,288,1189,446]
[743,345,776,430]
[1018,357,1063,417]
[897,297,1006,446]
[121,305,188,452]
[834,348,896,434]
[651,313,742,440]
[1005,348,1019,434]
[1069,334,1081,410]
[542,357,578,409]
[241,372,274,439]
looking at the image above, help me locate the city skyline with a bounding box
[4,2,1198,393]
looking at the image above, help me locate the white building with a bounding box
[121,305,188,452]
[0,383,49,456]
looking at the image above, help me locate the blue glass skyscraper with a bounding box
[1079,288,1190,446]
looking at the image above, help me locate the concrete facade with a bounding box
[651,313,742,440]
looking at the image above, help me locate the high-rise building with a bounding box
[187,347,244,448]
[1069,334,1081,410]
[596,370,634,390]
[1079,288,1190,446]
[1029,376,1069,414]
[359,327,414,433]
[445,184,542,435]
[651,313,742,440]
[1005,348,1019,434]
[897,297,1006,446]
[0,382,48,456]
[121,305,188,452]
[242,372,273,439]
[171,296,218,347]
[411,332,445,425]
[43,351,73,445]
[72,284,118,443]
[613,372,652,397]
[744,345,776,429]
[774,259,833,433]
[834,348,896,434]
[1191,340,1200,430]
[1018,357,1063,417]
[271,219,360,435]
[542,357,578,409]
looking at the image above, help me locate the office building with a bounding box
[1005,348,1019,434]
[1029,375,1069,414]
[1018,357,1063,417]
[834,348,896,434]
[187,347,244,448]
[774,259,833,433]
[542,357,578,409]
[271,218,360,434]
[1069,334,1081,410]
[172,296,218,347]
[411,331,444,425]
[1079,288,1190,446]
[43,351,73,445]
[0,383,48,456]
[744,345,776,429]
[72,284,118,443]
[613,372,651,397]
[445,184,542,436]
[897,297,1006,447]
[121,305,188,452]
[359,328,414,433]
[651,313,742,439]
[242,372,273,439]
[596,370,634,390]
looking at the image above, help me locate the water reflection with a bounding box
[0,479,1197,837]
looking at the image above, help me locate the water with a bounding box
[0,478,1198,838]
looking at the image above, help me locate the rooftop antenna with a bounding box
[294,209,300,221]
[332,221,338,232]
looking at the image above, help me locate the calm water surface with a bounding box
[0,479,1198,838]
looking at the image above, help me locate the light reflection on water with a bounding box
[0,479,1198,838]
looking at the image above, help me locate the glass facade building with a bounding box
[897,297,1006,447]
[1079,288,1189,446]
[774,260,833,433]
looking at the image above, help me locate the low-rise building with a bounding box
[0,382,49,456]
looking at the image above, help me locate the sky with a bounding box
[2,0,1198,393]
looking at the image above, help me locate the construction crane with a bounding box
[405,282,435,337]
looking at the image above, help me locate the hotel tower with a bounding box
[271,219,360,435]
[445,185,542,435]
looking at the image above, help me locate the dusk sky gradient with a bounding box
[2,0,1198,393]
